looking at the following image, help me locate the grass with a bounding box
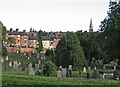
[2,72,120,86]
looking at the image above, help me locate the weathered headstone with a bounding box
[38,60,41,65]
[16,67,22,73]
[18,62,21,66]
[92,69,100,78]
[59,66,62,70]
[28,63,32,71]
[29,68,35,75]
[68,65,72,77]
[68,65,72,70]
[83,67,86,72]
[35,64,39,71]
[13,61,18,70]
[1,58,4,63]
[6,56,8,61]
[9,61,12,67]
[57,70,62,78]
[62,68,66,77]
[88,66,91,71]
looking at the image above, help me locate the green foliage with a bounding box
[99,1,120,65]
[37,30,43,52]
[2,73,119,86]
[2,44,7,55]
[76,31,103,66]
[45,61,57,76]
[7,37,16,47]
[55,32,85,69]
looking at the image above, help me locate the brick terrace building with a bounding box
[5,29,39,53]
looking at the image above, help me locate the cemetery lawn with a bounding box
[2,73,119,86]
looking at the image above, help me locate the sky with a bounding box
[0,0,110,32]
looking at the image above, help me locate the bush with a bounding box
[45,61,57,76]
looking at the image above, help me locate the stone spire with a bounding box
[89,18,93,32]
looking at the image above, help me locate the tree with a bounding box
[99,1,120,65]
[37,30,43,52]
[0,21,7,55]
[76,31,103,67]
[7,37,15,47]
[55,32,85,69]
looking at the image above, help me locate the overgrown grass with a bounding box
[2,73,119,86]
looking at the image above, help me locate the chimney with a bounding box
[10,28,13,32]
[16,28,19,32]
[23,30,26,33]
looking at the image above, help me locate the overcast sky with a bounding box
[0,0,110,32]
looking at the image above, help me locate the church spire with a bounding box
[89,18,93,32]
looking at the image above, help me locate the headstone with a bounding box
[13,61,18,70]
[57,70,62,78]
[62,68,66,77]
[38,60,41,65]
[68,65,72,70]
[35,64,39,71]
[88,66,91,71]
[9,61,12,67]
[114,66,116,70]
[83,67,86,72]
[6,56,8,61]
[28,63,32,71]
[24,53,26,55]
[28,57,29,60]
[16,67,22,73]
[59,66,62,70]
[94,66,96,70]
[29,68,35,75]
[1,58,4,63]
[19,62,21,66]
[92,69,100,78]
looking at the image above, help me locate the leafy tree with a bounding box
[99,1,120,65]
[55,32,85,69]
[7,37,15,47]
[76,31,103,67]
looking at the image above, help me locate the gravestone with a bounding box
[35,64,39,71]
[68,65,72,70]
[9,61,12,67]
[28,63,32,71]
[13,61,18,70]
[62,68,66,77]
[28,57,29,60]
[68,65,72,77]
[19,62,21,66]
[59,66,62,70]
[57,70,62,78]
[38,60,41,65]
[83,67,86,72]
[6,56,8,61]
[29,68,35,75]
[1,58,4,63]
[88,66,91,71]
[16,67,22,73]
[92,69,100,79]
